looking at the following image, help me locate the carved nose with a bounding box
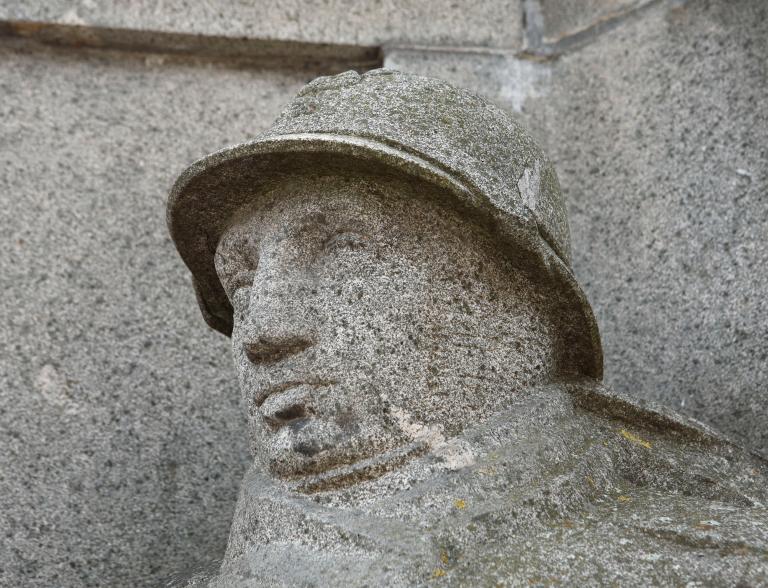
[243,335,313,365]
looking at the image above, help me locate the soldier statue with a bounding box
[167,70,768,586]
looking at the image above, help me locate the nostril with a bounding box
[273,405,306,422]
[262,403,309,432]
[243,336,313,365]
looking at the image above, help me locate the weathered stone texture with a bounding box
[523,0,768,454]
[166,70,768,587]
[529,0,650,45]
[2,1,767,587]
[0,0,523,50]
[0,41,320,587]
[384,48,551,114]
[388,0,768,458]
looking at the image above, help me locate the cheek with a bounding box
[317,263,437,416]
[229,330,261,414]
[318,258,430,345]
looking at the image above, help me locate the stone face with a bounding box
[0,40,325,587]
[167,71,601,377]
[217,173,580,484]
[168,68,601,489]
[167,71,768,586]
[0,0,523,50]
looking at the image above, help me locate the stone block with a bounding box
[1,0,523,50]
[528,0,649,46]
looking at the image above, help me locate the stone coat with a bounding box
[199,379,768,587]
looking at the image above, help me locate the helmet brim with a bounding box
[167,133,603,379]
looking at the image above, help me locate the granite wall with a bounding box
[0,1,765,586]
[0,42,323,587]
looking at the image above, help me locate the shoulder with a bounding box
[562,378,732,446]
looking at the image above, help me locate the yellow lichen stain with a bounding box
[620,429,652,449]
[432,568,446,578]
[11,21,47,35]
[454,499,467,510]
[617,495,631,503]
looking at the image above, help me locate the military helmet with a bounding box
[167,69,602,378]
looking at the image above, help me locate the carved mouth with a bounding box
[292,440,429,494]
[243,337,313,365]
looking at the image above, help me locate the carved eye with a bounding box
[215,249,256,302]
[322,231,368,254]
[226,271,255,299]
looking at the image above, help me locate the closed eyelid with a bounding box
[221,270,255,301]
[215,238,259,276]
[231,270,255,286]
[321,230,370,250]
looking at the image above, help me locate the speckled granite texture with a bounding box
[167,71,768,586]
[0,41,316,587]
[0,0,523,49]
[385,0,768,458]
[1,1,766,586]
[524,0,768,456]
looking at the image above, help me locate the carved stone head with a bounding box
[168,70,602,485]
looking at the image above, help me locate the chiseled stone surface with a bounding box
[0,41,322,587]
[167,71,768,586]
[214,380,768,587]
[0,0,523,50]
[2,1,766,587]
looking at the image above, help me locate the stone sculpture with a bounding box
[168,70,768,586]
